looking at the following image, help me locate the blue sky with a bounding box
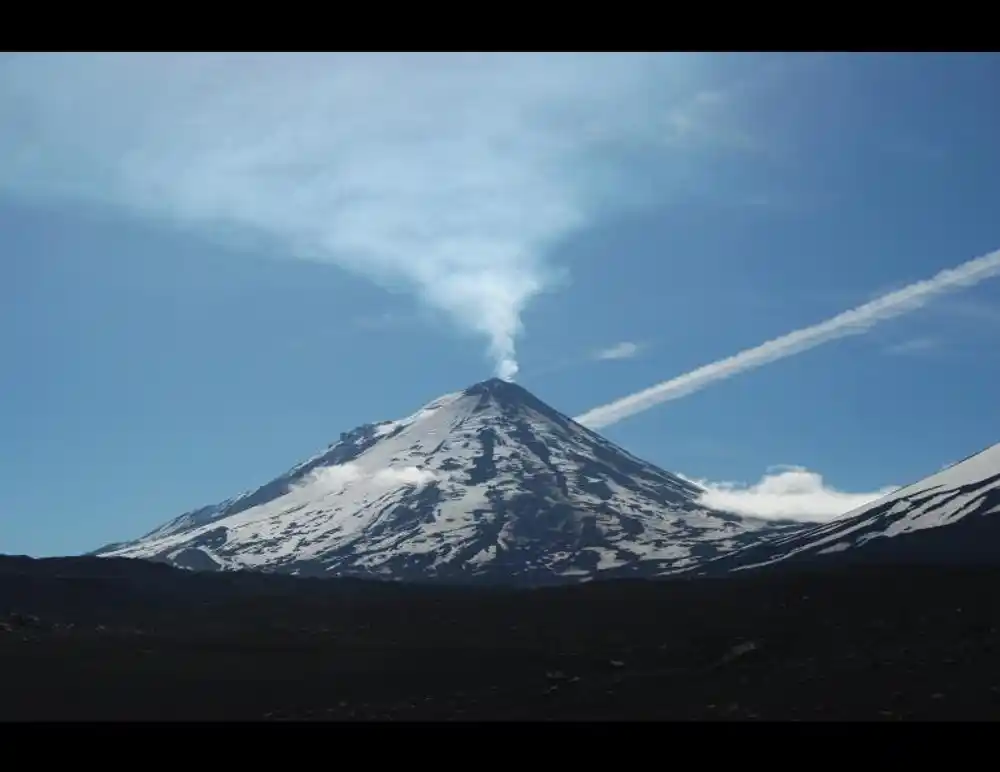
[3,52,1000,557]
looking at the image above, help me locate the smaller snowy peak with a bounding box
[711,442,1000,573]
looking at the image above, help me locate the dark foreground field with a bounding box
[3,556,1000,721]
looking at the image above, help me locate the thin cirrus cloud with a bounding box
[0,52,742,382]
[883,337,941,356]
[683,467,898,523]
[593,341,644,361]
[575,247,1000,429]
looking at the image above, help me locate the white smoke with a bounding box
[300,463,436,494]
[302,464,364,493]
[0,52,706,380]
[576,247,1000,428]
[372,466,438,487]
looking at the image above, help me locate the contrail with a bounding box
[575,247,1000,429]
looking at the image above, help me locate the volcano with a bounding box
[95,378,793,583]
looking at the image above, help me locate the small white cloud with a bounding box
[297,463,436,494]
[884,337,940,356]
[372,466,438,487]
[594,341,643,361]
[687,466,898,523]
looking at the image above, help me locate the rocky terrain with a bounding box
[4,554,1000,721]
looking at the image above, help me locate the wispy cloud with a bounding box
[575,247,1000,429]
[0,52,745,382]
[352,310,422,332]
[883,336,941,356]
[593,341,644,361]
[686,466,897,522]
[938,295,1000,326]
[662,89,755,151]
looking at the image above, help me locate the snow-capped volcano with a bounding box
[95,378,791,583]
[704,442,1000,574]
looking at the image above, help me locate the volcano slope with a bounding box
[94,378,792,584]
[4,554,1000,721]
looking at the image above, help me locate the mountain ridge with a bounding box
[697,441,1000,574]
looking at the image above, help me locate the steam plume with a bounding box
[0,52,699,379]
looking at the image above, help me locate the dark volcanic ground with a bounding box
[3,555,1000,721]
